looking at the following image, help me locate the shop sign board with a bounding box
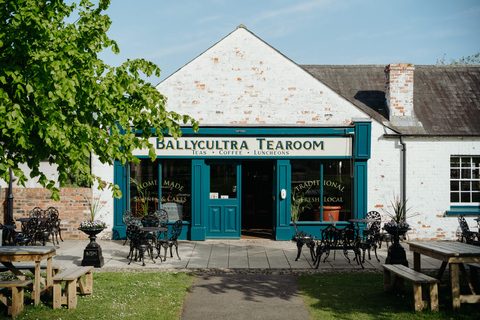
[133,137,352,158]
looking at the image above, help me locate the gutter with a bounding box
[399,136,407,221]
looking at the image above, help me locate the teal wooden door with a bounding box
[206,161,241,239]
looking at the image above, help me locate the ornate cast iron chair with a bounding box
[291,220,316,262]
[157,220,182,261]
[127,224,155,266]
[14,217,38,246]
[45,207,63,245]
[458,215,479,244]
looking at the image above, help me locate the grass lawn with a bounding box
[0,272,195,320]
[298,273,480,320]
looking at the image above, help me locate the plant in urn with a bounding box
[79,187,107,267]
[383,195,411,267]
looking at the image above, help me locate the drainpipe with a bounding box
[399,136,407,221]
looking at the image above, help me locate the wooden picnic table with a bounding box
[407,241,480,309]
[0,246,57,306]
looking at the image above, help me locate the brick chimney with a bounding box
[384,63,414,121]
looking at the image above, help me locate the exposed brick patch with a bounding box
[1,188,92,239]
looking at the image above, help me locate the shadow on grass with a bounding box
[298,273,480,320]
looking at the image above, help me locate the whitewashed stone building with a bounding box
[2,26,479,241]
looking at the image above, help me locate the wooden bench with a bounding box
[0,264,60,275]
[383,264,440,311]
[52,266,93,309]
[0,280,33,318]
[468,262,480,291]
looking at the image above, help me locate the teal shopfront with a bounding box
[113,120,371,241]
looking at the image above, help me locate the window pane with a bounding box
[473,181,480,191]
[130,159,160,216]
[451,181,459,191]
[472,192,480,203]
[161,159,191,222]
[461,169,471,179]
[473,169,479,179]
[451,157,460,167]
[291,160,321,222]
[461,192,470,202]
[451,192,459,202]
[451,169,459,179]
[461,157,471,167]
[473,157,480,168]
[461,181,471,191]
[210,164,237,199]
[323,160,352,222]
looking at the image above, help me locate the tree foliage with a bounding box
[436,52,480,65]
[0,0,198,200]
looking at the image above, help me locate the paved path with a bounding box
[180,274,309,320]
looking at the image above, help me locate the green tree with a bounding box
[436,52,480,65]
[0,0,198,200]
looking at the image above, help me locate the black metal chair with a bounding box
[29,207,44,219]
[122,210,134,245]
[157,220,182,261]
[141,213,160,244]
[291,220,316,262]
[45,207,63,245]
[357,221,381,263]
[154,209,169,240]
[364,210,390,249]
[127,224,156,266]
[458,215,479,244]
[14,217,38,246]
[35,218,54,246]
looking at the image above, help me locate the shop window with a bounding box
[129,159,192,222]
[130,159,160,217]
[450,156,480,204]
[291,160,352,222]
[161,159,191,222]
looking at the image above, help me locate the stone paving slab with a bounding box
[46,239,447,273]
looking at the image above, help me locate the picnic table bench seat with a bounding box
[468,262,480,291]
[0,264,60,276]
[383,264,440,311]
[0,280,33,318]
[52,266,93,310]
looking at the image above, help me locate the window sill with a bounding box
[445,205,480,216]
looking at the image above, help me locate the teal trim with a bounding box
[355,121,371,159]
[173,126,355,136]
[354,161,368,219]
[191,159,206,240]
[113,161,129,240]
[276,160,291,240]
[445,205,480,216]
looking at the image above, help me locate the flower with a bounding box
[79,220,106,229]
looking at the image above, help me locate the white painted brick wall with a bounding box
[158,27,368,125]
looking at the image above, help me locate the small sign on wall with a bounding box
[210,193,219,199]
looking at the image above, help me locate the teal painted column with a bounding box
[113,161,129,239]
[275,160,291,240]
[190,159,206,240]
[355,161,368,219]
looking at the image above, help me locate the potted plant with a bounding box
[130,177,150,216]
[383,195,411,266]
[291,188,312,222]
[78,190,107,267]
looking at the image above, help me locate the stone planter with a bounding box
[384,226,410,267]
[78,227,105,268]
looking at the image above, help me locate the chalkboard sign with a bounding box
[162,202,183,221]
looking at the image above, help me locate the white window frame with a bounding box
[450,155,480,205]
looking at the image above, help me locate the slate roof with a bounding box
[301,65,480,136]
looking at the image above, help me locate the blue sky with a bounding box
[98,0,480,86]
